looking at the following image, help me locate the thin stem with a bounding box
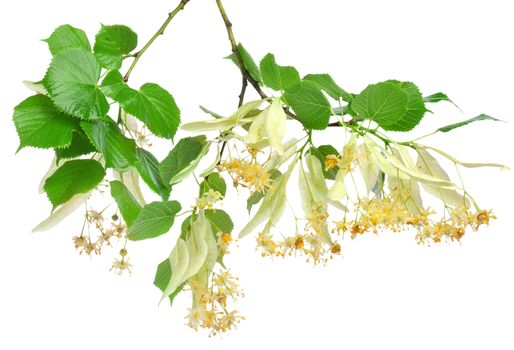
[238,76,248,108]
[124,0,191,82]
[214,0,267,100]
[217,141,227,166]
[408,130,437,142]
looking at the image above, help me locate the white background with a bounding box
[1,0,513,349]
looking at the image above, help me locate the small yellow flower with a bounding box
[324,154,339,170]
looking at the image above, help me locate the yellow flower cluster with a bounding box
[195,189,223,210]
[256,232,341,265]
[335,191,421,236]
[221,159,272,193]
[186,270,244,336]
[332,193,495,245]
[255,203,341,264]
[415,207,495,244]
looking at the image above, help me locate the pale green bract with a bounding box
[415,148,469,208]
[238,157,298,238]
[181,99,264,132]
[161,211,215,300]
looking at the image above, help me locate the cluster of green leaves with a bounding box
[12,23,188,203]
[227,43,497,133]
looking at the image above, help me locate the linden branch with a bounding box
[124,0,191,82]
[214,0,267,100]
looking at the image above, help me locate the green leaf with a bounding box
[13,94,78,150]
[160,135,209,185]
[385,80,427,131]
[436,114,502,133]
[226,43,262,84]
[199,173,226,197]
[259,53,300,91]
[44,48,109,120]
[43,25,91,56]
[81,120,137,171]
[127,201,181,241]
[246,169,281,213]
[205,209,233,233]
[110,180,142,226]
[283,80,332,130]
[304,73,353,102]
[135,148,171,200]
[309,145,340,180]
[94,24,138,70]
[154,259,185,306]
[351,81,409,131]
[424,92,461,110]
[55,130,97,160]
[122,83,181,139]
[102,76,181,140]
[44,159,105,209]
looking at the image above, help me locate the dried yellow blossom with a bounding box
[330,242,341,255]
[110,257,132,276]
